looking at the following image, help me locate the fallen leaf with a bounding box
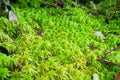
[36,29,42,36]
[93,73,99,80]
[93,31,106,39]
[8,10,18,24]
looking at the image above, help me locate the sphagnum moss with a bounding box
[0,1,120,80]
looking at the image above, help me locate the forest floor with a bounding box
[0,3,120,80]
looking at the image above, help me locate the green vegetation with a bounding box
[0,0,120,80]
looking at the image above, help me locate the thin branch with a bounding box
[97,58,120,67]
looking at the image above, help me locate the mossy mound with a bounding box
[0,1,120,80]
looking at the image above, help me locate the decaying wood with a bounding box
[115,71,120,80]
[97,58,120,66]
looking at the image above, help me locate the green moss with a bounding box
[0,0,120,80]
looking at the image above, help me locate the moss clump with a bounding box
[0,0,120,80]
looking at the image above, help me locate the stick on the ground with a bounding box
[97,58,120,66]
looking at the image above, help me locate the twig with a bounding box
[97,58,120,66]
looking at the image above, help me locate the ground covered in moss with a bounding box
[0,1,120,80]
